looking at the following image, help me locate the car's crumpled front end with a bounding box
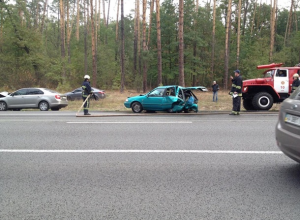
[0,92,9,98]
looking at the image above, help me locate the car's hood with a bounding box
[184,86,208,92]
[0,91,9,97]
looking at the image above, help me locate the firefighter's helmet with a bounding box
[293,73,299,78]
[84,75,90,79]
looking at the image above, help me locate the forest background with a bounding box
[0,0,299,93]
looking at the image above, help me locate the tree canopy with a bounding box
[0,0,299,91]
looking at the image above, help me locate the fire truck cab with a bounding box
[242,63,300,110]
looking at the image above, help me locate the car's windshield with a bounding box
[289,86,300,100]
[148,88,165,97]
[264,70,275,78]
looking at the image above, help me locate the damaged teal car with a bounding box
[124,85,208,113]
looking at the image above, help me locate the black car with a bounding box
[65,87,106,101]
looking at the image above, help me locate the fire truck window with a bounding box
[276,70,287,77]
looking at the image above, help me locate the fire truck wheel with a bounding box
[243,99,256,110]
[252,92,274,110]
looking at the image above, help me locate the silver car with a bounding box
[276,86,300,163]
[0,88,68,111]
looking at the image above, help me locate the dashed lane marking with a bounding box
[0,149,282,154]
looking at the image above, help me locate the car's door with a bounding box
[142,88,166,110]
[6,89,28,107]
[23,89,44,107]
[161,86,177,110]
[274,69,289,93]
[74,88,83,100]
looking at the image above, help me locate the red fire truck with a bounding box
[242,63,300,110]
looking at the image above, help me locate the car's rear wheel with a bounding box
[243,99,256,110]
[39,101,49,111]
[252,92,273,110]
[0,101,7,111]
[67,96,74,101]
[131,102,143,113]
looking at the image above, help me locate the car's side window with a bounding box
[12,89,27,96]
[74,89,81,93]
[27,89,44,95]
[178,89,184,100]
[148,88,165,97]
[276,70,287,77]
[165,87,175,96]
[289,86,300,100]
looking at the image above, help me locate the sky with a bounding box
[108,0,293,20]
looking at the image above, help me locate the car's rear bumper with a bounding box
[276,120,300,163]
[50,103,68,109]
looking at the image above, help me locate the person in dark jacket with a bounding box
[229,70,243,115]
[291,73,300,93]
[82,75,93,115]
[212,81,219,102]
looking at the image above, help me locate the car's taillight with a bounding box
[98,91,104,94]
[55,95,61,99]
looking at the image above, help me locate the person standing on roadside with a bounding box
[212,81,219,102]
[229,70,243,115]
[291,73,300,93]
[82,75,93,115]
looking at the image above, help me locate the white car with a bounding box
[0,88,68,111]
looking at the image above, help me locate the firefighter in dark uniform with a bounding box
[229,70,243,115]
[291,73,300,93]
[82,75,93,115]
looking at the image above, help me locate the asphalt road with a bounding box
[1,111,300,220]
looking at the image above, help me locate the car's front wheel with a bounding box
[39,101,49,111]
[252,92,273,110]
[0,101,7,111]
[131,102,143,113]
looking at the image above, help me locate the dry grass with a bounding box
[64,90,281,112]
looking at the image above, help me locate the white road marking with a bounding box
[67,121,193,124]
[0,149,282,154]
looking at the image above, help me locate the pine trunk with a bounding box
[84,0,88,75]
[269,0,276,62]
[102,0,106,26]
[137,0,141,75]
[76,0,80,41]
[224,0,232,89]
[116,0,119,41]
[237,0,241,68]
[41,0,47,33]
[242,0,249,36]
[59,0,66,81]
[120,0,125,93]
[250,0,257,35]
[147,0,154,47]
[90,0,97,87]
[142,0,147,92]
[107,0,110,26]
[178,0,185,87]
[192,0,199,86]
[211,0,216,80]
[133,0,138,75]
[156,0,162,86]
